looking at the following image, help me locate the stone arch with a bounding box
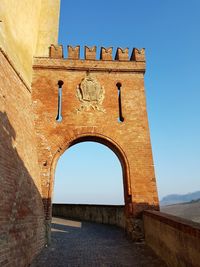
[49,132,132,213]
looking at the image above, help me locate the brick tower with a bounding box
[32,45,159,240]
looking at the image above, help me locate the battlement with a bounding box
[34,44,146,73]
[49,44,145,62]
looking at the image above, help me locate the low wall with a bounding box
[52,204,125,228]
[143,210,200,267]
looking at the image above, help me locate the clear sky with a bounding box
[53,0,200,204]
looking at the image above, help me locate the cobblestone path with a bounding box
[31,217,166,267]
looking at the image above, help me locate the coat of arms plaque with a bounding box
[76,74,105,112]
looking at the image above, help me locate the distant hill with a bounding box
[161,199,200,223]
[160,191,200,206]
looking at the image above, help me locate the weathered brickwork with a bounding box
[0,49,46,267]
[32,45,159,240]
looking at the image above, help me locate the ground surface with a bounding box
[31,217,166,267]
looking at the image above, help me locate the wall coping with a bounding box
[143,210,200,238]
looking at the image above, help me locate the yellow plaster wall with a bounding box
[0,0,60,87]
[36,0,60,57]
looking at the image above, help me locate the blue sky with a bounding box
[53,0,200,204]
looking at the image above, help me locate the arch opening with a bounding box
[48,135,131,228]
[53,141,125,205]
[44,134,133,244]
[50,134,131,208]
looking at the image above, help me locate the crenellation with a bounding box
[131,48,145,62]
[115,48,129,61]
[67,45,80,59]
[100,47,113,60]
[49,45,63,59]
[48,45,145,62]
[85,46,97,60]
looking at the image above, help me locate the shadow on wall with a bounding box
[0,111,45,266]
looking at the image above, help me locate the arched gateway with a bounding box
[32,45,159,241]
[52,134,129,205]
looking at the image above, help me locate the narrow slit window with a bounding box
[116,82,124,122]
[56,80,64,122]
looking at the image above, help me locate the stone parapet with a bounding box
[52,204,125,229]
[144,210,200,267]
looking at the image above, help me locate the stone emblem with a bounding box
[76,74,105,112]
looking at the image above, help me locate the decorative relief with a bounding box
[76,74,105,113]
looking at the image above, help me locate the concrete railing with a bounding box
[52,204,125,228]
[143,210,200,267]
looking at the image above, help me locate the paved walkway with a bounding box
[31,217,166,267]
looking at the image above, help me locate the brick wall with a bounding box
[0,49,45,267]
